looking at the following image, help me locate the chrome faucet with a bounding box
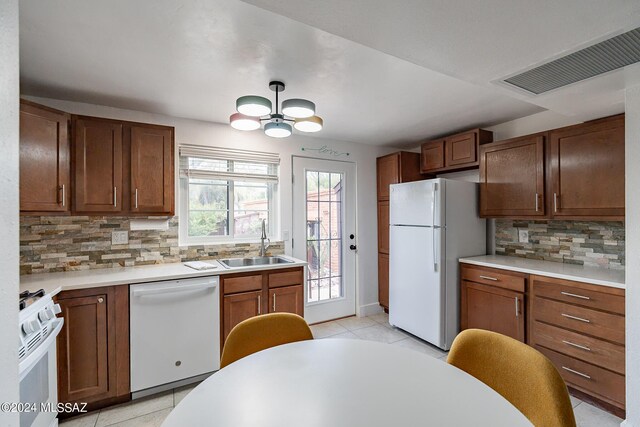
[259,219,270,257]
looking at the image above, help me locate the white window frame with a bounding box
[178,146,280,246]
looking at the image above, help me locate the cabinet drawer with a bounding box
[532,296,624,345]
[531,321,624,374]
[268,269,303,288]
[531,276,624,315]
[460,265,526,292]
[223,275,263,294]
[537,346,625,408]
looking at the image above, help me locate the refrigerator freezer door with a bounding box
[389,225,445,347]
[389,179,445,227]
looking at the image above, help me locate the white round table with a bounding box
[162,339,532,427]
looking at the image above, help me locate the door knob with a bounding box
[349,245,357,251]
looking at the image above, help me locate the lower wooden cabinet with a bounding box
[378,253,389,309]
[220,267,305,349]
[55,286,130,412]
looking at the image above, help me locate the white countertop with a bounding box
[20,256,307,297]
[459,255,625,289]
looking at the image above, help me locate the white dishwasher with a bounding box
[130,276,220,397]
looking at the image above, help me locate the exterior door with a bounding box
[292,157,356,324]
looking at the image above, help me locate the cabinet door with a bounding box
[223,291,262,341]
[550,116,624,218]
[269,285,303,316]
[130,125,174,214]
[421,139,445,172]
[57,291,113,402]
[74,118,123,212]
[376,154,399,200]
[377,201,390,254]
[480,135,545,217]
[446,132,477,166]
[19,101,70,212]
[378,253,389,309]
[461,281,525,342]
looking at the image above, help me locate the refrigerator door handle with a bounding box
[432,227,438,272]
[431,182,438,228]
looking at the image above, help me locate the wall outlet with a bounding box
[112,230,129,245]
[282,230,290,241]
[518,229,529,243]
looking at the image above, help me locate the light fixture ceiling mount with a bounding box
[230,81,323,137]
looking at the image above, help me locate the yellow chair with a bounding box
[447,329,576,427]
[220,312,313,369]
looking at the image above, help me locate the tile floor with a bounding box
[60,312,623,427]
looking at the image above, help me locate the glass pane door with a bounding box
[305,170,343,303]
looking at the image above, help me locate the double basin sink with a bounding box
[219,256,293,269]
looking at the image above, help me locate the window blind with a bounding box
[179,144,279,183]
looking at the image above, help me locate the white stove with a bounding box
[18,289,64,427]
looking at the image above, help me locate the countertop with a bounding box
[459,255,624,289]
[20,256,307,297]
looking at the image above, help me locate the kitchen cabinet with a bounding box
[220,267,305,348]
[56,286,130,412]
[376,151,424,310]
[420,129,493,174]
[62,113,174,215]
[73,117,124,213]
[480,134,546,217]
[130,124,174,214]
[19,100,70,213]
[550,114,624,219]
[460,265,526,342]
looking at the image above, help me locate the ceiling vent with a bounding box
[502,27,640,95]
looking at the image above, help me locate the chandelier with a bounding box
[229,81,323,138]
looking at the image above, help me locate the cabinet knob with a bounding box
[97,297,104,304]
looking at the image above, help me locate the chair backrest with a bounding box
[220,313,313,368]
[447,329,576,427]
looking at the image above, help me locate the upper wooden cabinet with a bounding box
[480,134,546,217]
[480,114,624,220]
[550,115,624,219]
[376,151,424,201]
[420,129,493,174]
[19,100,70,213]
[130,125,174,214]
[72,115,175,215]
[73,117,124,213]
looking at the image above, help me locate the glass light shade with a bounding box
[229,113,261,131]
[264,122,292,138]
[282,98,315,118]
[293,115,323,133]
[236,95,272,117]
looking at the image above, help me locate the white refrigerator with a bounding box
[388,178,486,350]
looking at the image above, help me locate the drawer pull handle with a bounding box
[561,313,590,323]
[561,291,591,300]
[515,297,519,317]
[257,294,261,315]
[479,275,498,281]
[562,366,591,379]
[562,340,591,351]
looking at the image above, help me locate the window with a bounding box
[179,145,279,244]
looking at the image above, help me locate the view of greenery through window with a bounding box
[186,158,274,238]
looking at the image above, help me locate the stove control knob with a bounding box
[22,322,34,335]
[30,319,41,332]
[39,308,54,322]
[52,304,62,315]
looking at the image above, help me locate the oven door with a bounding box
[19,318,63,427]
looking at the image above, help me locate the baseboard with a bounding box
[621,420,632,427]
[358,303,383,317]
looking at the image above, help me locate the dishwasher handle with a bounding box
[132,281,217,297]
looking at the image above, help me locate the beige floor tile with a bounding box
[310,321,348,338]
[105,408,172,427]
[393,337,448,359]
[573,402,622,427]
[59,411,99,427]
[367,312,390,327]
[95,391,173,427]
[569,395,582,409]
[335,316,377,331]
[174,382,201,406]
[352,324,407,343]
[324,331,359,339]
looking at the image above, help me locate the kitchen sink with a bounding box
[219,256,293,268]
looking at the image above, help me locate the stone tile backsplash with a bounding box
[20,216,284,275]
[495,220,625,270]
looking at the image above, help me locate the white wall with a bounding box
[26,96,394,316]
[624,85,640,427]
[0,0,20,425]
